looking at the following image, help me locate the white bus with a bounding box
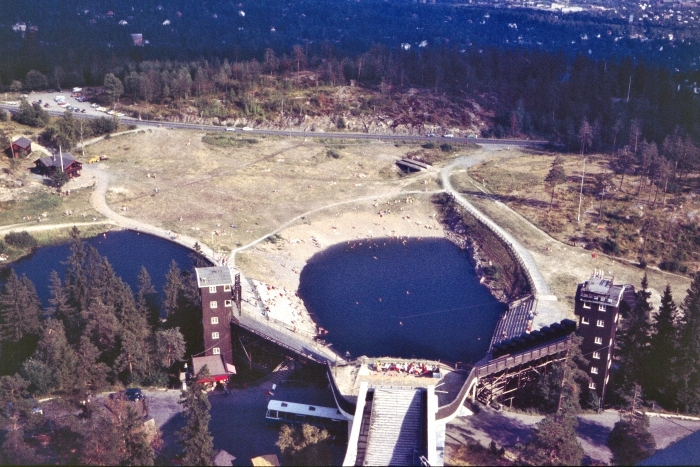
[266,400,347,431]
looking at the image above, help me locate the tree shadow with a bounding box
[576,418,612,451]
[459,409,539,447]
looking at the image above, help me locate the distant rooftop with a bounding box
[195,265,237,288]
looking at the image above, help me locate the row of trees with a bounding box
[614,274,700,414]
[11,42,700,150]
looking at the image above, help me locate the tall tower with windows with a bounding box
[574,270,635,406]
[195,266,239,367]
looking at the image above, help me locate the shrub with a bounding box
[4,231,38,249]
[440,143,453,152]
[659,260,688,273]
[326,149,341,159]
[602,238,620,255]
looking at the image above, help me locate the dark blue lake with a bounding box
[298,238,506,363]
[1,230,199,306]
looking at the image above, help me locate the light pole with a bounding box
[577,158,586,223]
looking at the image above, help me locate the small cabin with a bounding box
[34,153,82,178]
[5,137,32,158]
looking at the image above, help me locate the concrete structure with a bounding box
[195,265,238,366]
[574,271,634,405]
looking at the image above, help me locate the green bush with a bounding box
[4,231,38,249]
[326,149,341,159]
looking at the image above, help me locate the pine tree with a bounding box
[519,337,586,465]
[137,267,161,330]
[163,261,184,320]
[0,270,42,373]
[24,320,80,393]
[65,230,88,311]
[75,336,110,392]
[544,156,567,211]
[79,414,122,465]
[178,367,214,466]
[82,299,120,365]
[647,284,678,407]
[120,405,155,466]
[616,273,652,392]
[48,270,82,344]
[675,271,700,414]
[155,328,186,370]
[0,270,42,343]
[608,389,656,467]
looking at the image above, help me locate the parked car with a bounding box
[44,103,49,108]
[81,109,86,113]
[443,134,454,138]
[125,388,144,401]
[467,134,477,139]
[31,406,43,415]
[226,127,236,132]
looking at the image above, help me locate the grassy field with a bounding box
[84,128,461,253]
[454,149,693,308]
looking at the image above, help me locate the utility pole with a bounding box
[627,76,632,103]
[577,158,586,223]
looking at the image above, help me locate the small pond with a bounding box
[298,237,506,363]
[2,230,201,306]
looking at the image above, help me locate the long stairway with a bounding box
[364,388,423,466]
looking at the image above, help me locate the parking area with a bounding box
[142,367,345,465]
[11,90,134,120]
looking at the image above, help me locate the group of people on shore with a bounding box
[371,360,440,377]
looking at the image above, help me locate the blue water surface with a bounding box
[2,230,198,306]
[298,237,505,363]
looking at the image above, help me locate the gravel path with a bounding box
[85,165,220,264]
[441,150,566,329]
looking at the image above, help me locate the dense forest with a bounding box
[0,227,213,463]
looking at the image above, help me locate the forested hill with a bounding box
[3,0,700,84]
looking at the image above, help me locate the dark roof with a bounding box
[36,152,79,170]
[191,355,228,377]
[13,137,32,149]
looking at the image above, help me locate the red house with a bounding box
[34,152,82,178]
[190,355,235,384]
[5,137,32,158]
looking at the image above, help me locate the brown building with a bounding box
[5,137,32,158]
[195,266,237,367]
[574,271,635,406]
[34,152,82,178]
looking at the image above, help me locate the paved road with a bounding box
[0,99,547,146]
[446,404,700,465]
